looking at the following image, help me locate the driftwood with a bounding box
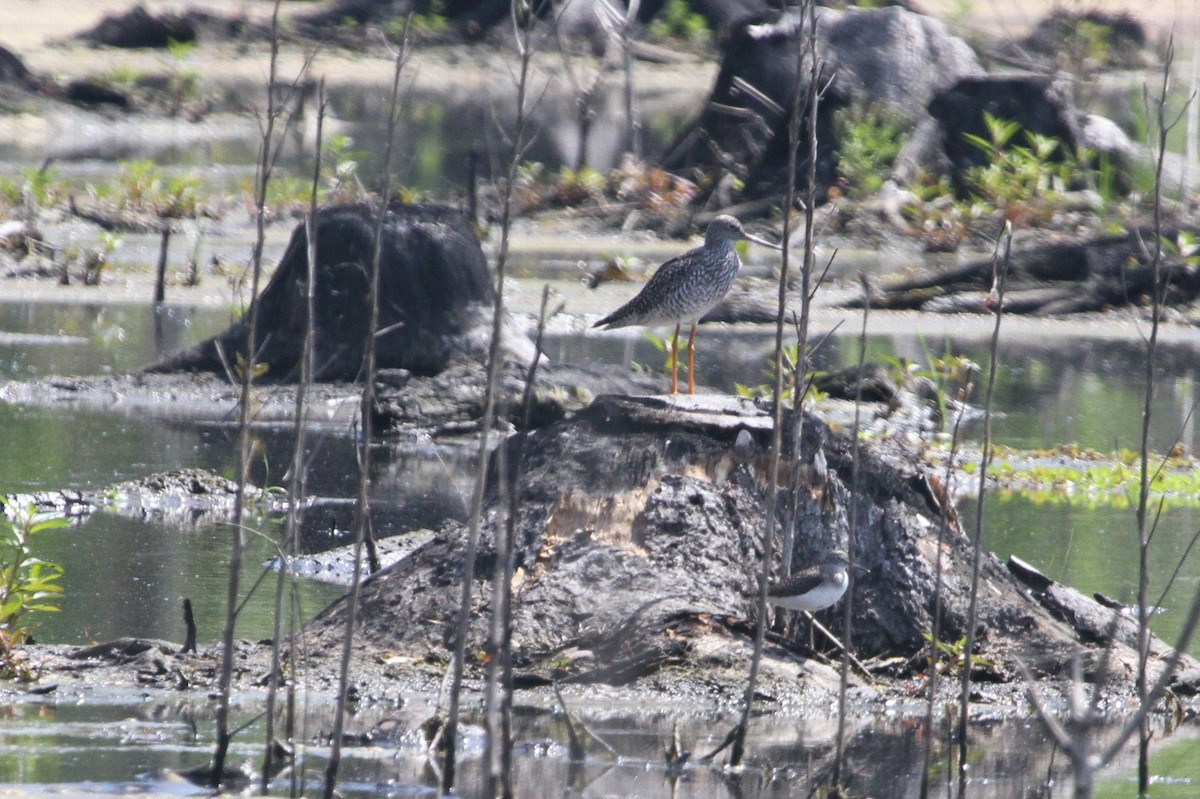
[69,197,167,233]
[846,228,1200,315]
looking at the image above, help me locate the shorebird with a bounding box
[592,215,780,394]
[767,550,851,613]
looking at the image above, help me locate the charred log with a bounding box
[76,5,198,49]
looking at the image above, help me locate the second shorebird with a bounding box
[593,215,780,394]
[767,550,851,614]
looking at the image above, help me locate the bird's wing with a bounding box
[593,247,699,328]
[767,567,822,597]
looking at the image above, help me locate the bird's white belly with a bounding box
[769,575,848,612]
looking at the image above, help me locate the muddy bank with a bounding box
[1,466,267,529]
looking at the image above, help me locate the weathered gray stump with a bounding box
[305,394,1200,692]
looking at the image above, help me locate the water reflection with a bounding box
[5,689,1199,797]
[1,301,477,644]
[30,512,343,645]
[0,76,702,197]
[4,296,1200,797]
[553,327,1200,455]
[5,298,1200,651]
[0,404,476,644]
[0,301,230,379]
[966,494,1200,658]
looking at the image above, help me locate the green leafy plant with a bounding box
[234,351,270,382]
[398,3,449,39]
[256,175,315,219]
[0,164,67,211]
[165,38,196,60]
[100,64,146,91]
[164,38,202,111]
[1042,13,1136,74]
[734,342,803,402]
[80,231,122,286]
[900,172,968,252]
[648,0,713,45]
[954,442,1200,509]
[881,337,978,433]
[921,632,992,677]
[962,112,1091,225]
[836,108,905,195]
[643,330,680,382]
[321,133,371,203]
[1,508,67,679]
[552,166,606,206]
[1164,230,1200,267]
[89,159,200,218]
[1072,20,1114,65]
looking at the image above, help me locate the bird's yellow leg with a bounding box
[669,323,681,395]
[687,322,697,394]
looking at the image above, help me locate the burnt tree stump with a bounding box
[303,394,1200,693]
[77,5,198,48]
[146,203,496,381]
[928,76,1086,196]
[662,6,981,209]
[661,14,846,207]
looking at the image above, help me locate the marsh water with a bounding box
[3,34,1200,795]
[3,283,1200,795]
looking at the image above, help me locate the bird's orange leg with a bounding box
[669,323,681,395]
[687,322,698,394]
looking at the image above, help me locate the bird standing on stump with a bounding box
[767,550,852,614]
[593,215,780,394]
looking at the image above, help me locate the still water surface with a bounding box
[2,292,1200,795]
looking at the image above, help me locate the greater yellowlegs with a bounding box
[593,215,780,394]
[767,550,851,613]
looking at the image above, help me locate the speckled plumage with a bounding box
[593,215,778,394]
[593,216,751,330]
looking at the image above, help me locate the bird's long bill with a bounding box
[744,232,782,251]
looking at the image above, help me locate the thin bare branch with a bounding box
[322,20,411,798]
[211,0,285,784]
[443,3,538,792]
[956,223,1012,790]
